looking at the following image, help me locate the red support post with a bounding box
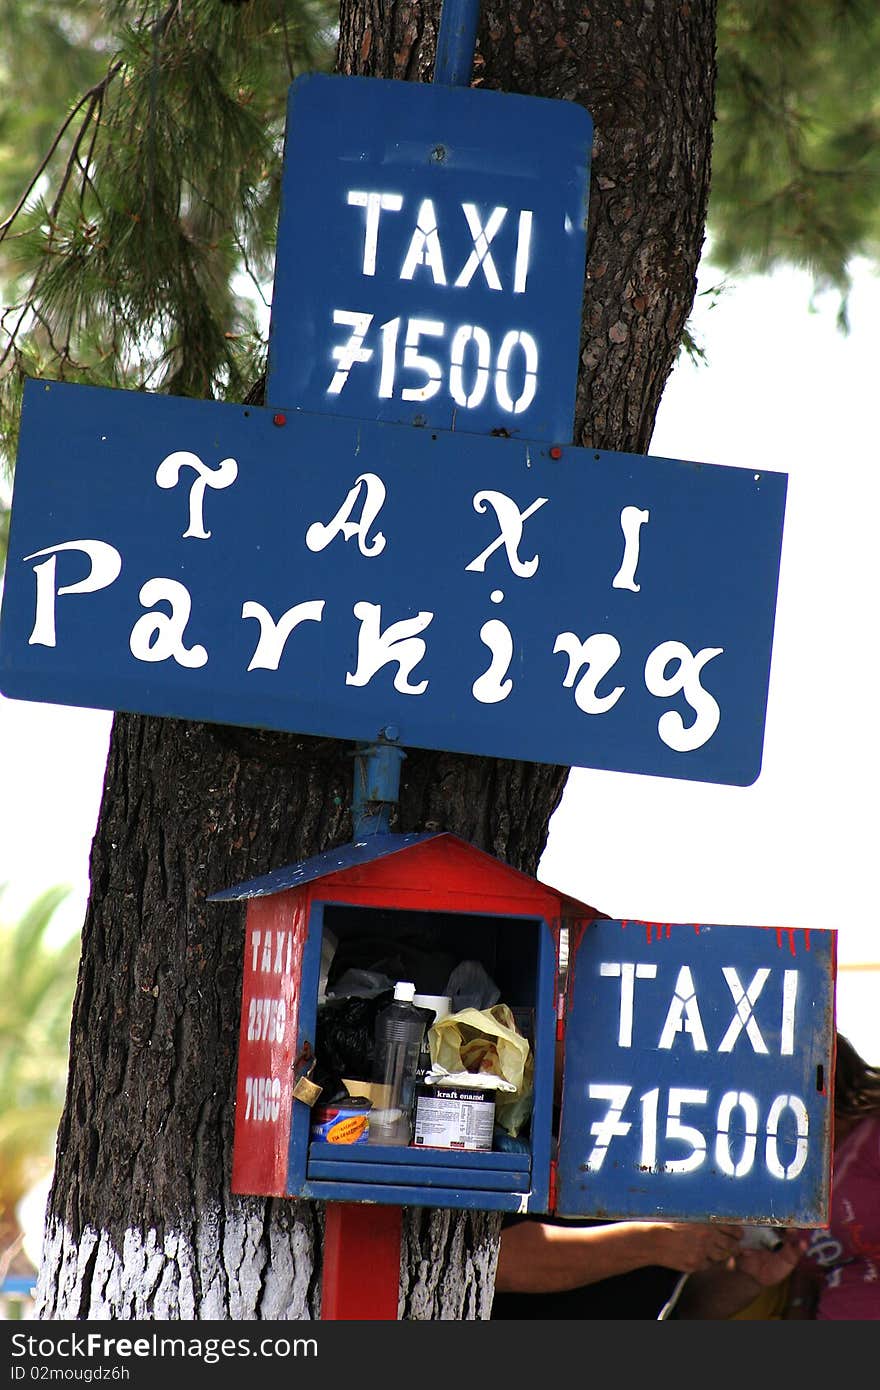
[321,1202,403,1320]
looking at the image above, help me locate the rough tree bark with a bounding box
[36,0,717,1319]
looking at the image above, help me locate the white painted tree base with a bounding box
[35,1200,318,1320]
[35,1203,502,1320]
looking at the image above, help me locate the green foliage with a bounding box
[713,0,880,317]
[0,2,108,216]
[0,0,336,472]
[0,885,78,1217]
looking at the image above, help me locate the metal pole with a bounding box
[434,0,481,87]
[322,1203,402,1319]
[352,729,406,837]
[335,738,407,1320]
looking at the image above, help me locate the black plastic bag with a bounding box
[313,988,394,1094]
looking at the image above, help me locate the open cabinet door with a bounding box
[555,920,836,1227]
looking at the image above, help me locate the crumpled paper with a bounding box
[422,1064,516,1091]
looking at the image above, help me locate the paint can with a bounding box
[412,1083,496,1151]
[310,1096,372,1144]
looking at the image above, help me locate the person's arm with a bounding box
[494,1219,744,1295]
[675,1231,803,1319]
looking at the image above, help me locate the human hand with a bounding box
[649,1221,744,1273]
[733,1228,804,1286]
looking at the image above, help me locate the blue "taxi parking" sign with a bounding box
[0,380,786,786]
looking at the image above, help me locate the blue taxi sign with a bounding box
[265,74,592,442]
[556,919,836,1225]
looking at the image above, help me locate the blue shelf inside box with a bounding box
[306,1140,531,1193]
[302,1180,531,1211]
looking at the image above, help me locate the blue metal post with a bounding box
[348,0,479,836]
[434,0,481,87]
[352,729,406,837]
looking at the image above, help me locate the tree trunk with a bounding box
[37,0,717,1319]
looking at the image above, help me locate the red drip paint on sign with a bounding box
[764,924,810,955]
[644,921,673,943]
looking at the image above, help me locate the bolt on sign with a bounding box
[0,380,785,785]
[265,74,593,441]
[557,920,836,1223]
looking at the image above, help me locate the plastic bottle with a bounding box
[370,981,427,1145]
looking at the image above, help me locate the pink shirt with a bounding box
[802,1114,880,1320]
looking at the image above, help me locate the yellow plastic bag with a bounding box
[429,1003,534,1137]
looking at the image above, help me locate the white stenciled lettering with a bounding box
[253,929,292,974]
[247,996,287,1043]
[346,601,432,695]
[325,312,541,414]
[449,324,491,408]
[588,1084,815,1182]
[513,210,533,294]
[472,619,514,703]
[612,506,650,591]
[641,1088,709,1173]
[494,330,538,413]
[154,451,238,540]
[599,962,658,1047]
[644,640,723,752]
[780,970,799,1055]
[242,599,325,671]
[378,317,401,398]
[663,1088,709,1173]
[244,1075,281,1123]
[657,966,708,1051]
[716,1091,759,1177]
[24,539,122,648]
[129,578,207,668]
[346,194,534,292]
[401,318,444,401]
[717,967,770,1054]
[585,1084,632,1171]
[347,190,404,275]
[554,632,625,714]
[400,199,447,284]
[454,204,507,290]
[765,1094,809,1180]
[640,1087,660,1170]
[305,473,387,556]
[328,310,374,394]
[465,491,548,578]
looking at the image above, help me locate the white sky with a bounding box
[1,255,878,1062]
